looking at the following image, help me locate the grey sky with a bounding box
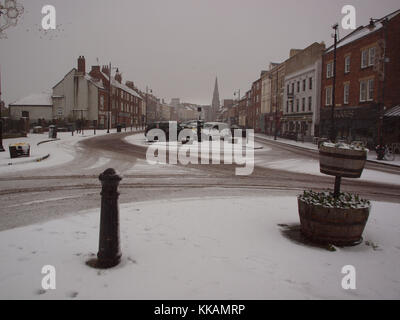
[0,0,399,106]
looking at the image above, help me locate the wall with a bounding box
[10,105,53,122]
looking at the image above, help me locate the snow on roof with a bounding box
[385,105,400,117]
[84,75,105,90]
[100,72,142,100]
[9,93,53,106]
[326,9,400,53]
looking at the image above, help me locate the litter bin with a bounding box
[117,124,122,133]
[9,143,30,159]
[49,125,57,139]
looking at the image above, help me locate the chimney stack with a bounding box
[125,81,135,90]
[89,65,101,81]
[115,71,122,84]
[78,56,86,74]
[102,65,110,77]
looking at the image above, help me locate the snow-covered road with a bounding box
[0,131,400,232]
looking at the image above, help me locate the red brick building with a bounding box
[251,78,262,131]
[320,9,400,146]
[89,63,143,129]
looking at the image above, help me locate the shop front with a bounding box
[319,105,379,148]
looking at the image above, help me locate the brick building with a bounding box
[89,62,143,128]
[251,78,262,131]
[267,62,285,136]
[48,56,144,129]
[320,9,400,146]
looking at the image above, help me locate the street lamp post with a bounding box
[268,72,279,140]
[369,18,389,146]
[234,89,240,126]
[330,23,339,143]
[0,65,5,152]
[145,86,152,127]
[274,72,279,141]
[107,63,119,133]
[107,62,112,133]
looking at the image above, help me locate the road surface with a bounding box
[0,132,399,231]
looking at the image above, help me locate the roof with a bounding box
[385,105,400,117]
[100,72,142,100]
[326,9,400,53]
[9,93,53,106]
[85,75,105,90]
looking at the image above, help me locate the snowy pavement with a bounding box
[124,133,264,151]
[0,196,399,300]
[254,135,400,186]
[255,157,400,186]
[0,129,141,175]
[255,134,400,167]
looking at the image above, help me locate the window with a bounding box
[345,56,351,73]
[290,101,294,113]
[287,85,289,96]
[309,78,313,90]
[22,111,29,118]
[308,97,312,111]
[297,81,300,93]
[296,99,299,112]
[361,49,368,68]
[100,95,104,108]
[325,87,332,106]
[286,101,289,113]
[368,47,376,66]
[368,79,374,101]
[326,62,333,78]
[344,83,350,104]
[359,81,367,102]
[291,83,294,94]
[302,98,305,111]
[359,78,374,102]
[303,79,306,92]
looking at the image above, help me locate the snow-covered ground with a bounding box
[0,129,133,175]
[125,133,264,152]
[256,157,400,186]
[255,134,318,151]
[255,134,400,167]
[0,196,399,300]
[254,135,400,186]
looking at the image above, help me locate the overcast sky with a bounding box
[0,0,399,106]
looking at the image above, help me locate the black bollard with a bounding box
[88,168,122,269]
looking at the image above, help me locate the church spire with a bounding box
[211,77,220,121]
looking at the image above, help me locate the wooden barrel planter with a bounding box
[298,197,370,246]
[319,145,367,178]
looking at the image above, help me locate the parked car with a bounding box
[202,122,231,140]
[230,124,247,138]
[145,121,183,142]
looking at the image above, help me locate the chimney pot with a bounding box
[78,56,86,74]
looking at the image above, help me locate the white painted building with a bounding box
[9,93,53,122]
[282,42,325,140]
[52,67,106,124]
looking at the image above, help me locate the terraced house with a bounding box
[320,9,400,147]
[282,42,325,141]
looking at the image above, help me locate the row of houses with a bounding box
[219,9,400,146]
[7,55,211,129]
[9,56,147,129]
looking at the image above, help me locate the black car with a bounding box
[230,124,247,138]
[145,121,183,141]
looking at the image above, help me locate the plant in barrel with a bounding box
[297,142,371,246]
